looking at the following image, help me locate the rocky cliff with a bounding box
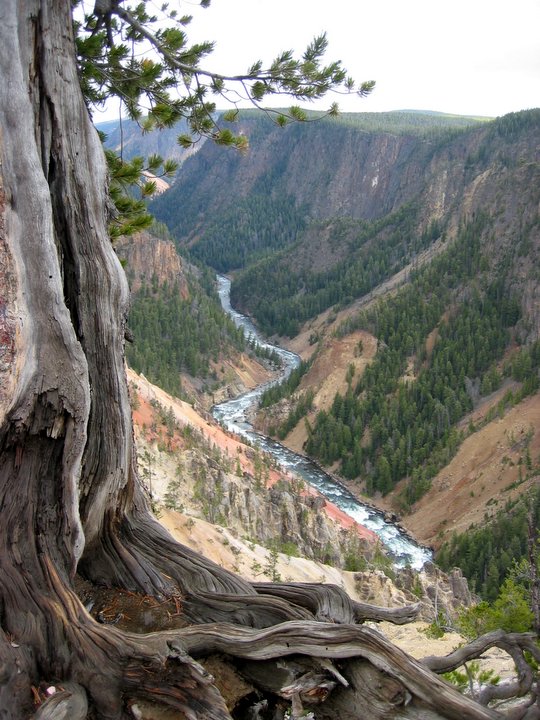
[151,109,540,345]
[128,367,474,626]
[128,368,376,569]
[152,110,538,240]
[150,112,477,234]
[116,230,189,296]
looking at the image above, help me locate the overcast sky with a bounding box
[95,0,540,120]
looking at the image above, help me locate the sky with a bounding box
[93,0,540,120]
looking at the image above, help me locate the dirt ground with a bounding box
[281,330,378,455]
[278,311,540,552]
[396,390,540,547]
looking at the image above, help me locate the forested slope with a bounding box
[115,228,276,401]
[150,109,539,335]
[148,108,540,604]
[150,110,485,272]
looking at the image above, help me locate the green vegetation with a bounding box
[104,150,178,239]
[328,109,489,139]
[231,204,438,337]
[458,579,534,638]
[303,213,526,503]
[437,488,540,602]
[233,108,488,138]
[443,661,500,696]
[259,359,313,408]
[126,265,245,396]
[270,390,315,440]
[188,193,307,273]
[469,109,540,170]
[259,359,315,440]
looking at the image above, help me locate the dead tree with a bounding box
[0,2,538,718]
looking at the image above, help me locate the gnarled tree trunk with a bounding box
[0,2,537,719]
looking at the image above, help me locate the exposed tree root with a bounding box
[49,516,539,719]
[254,581,421,624]
[170,621,501,719]
[422,630,540,708]
[5,546,534,720]
[79,505,424,631]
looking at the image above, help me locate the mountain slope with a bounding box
[147,108,540,602]
[116,229,276,403]
[231,111,540,337]
[150,109,539,339]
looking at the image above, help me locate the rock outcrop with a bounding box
[129,368,474,627]
[353,564,474,624]
[115,230,189,296]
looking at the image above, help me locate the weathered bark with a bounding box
[254,581,421,624]
[0,2,537,719]
[0,0,248,714]
[422,630,540,708]
[174,622,504,718]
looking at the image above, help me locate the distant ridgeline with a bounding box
[147,109,540,495]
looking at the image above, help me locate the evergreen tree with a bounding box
[0,2,385,717]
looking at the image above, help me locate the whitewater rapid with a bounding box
[213,275,432,569]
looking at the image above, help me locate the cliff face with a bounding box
[175,449,374,567]
[152,110,540,238]
[128,367,376,569]
[150,116,432,237]
[115,230,189,296]
[279,127,425,221]
[128,367,472,624]
[151,110,540,341]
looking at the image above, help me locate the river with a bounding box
[213,275,432,570]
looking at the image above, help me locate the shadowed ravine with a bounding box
[213,275,432,569]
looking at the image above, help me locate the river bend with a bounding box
[213,275,431,569]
